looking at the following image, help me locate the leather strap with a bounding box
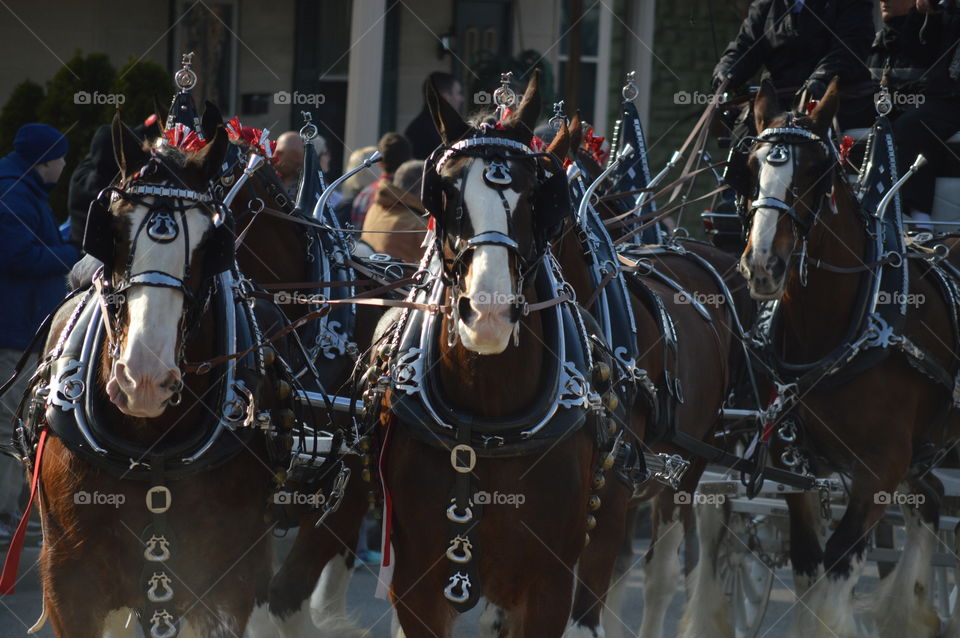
[0,428,48,595]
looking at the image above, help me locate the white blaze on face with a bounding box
[748,145,794,275]
[106,200,211,418]
[458,161,521,355]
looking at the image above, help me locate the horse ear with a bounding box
[426,77,469,145]
[754,79,780,133]
[187,126,228,184]
[153,95,169,128]
[509,70,541,145]
[111,111,148,179]
[546,120,570,166]
[568,112,583,158]
[809,77,840,134]
[200,101,223,140]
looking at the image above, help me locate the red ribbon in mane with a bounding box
[225,116,277,160]
[838,136,855,164]
[583,127,607,165]
[163,123,206,152]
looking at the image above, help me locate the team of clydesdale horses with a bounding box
[4,67,959,638]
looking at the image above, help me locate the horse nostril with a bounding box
[160,369,182,393]
[766,255,786,279]
[457,296,474,323]
[114,362,135,388]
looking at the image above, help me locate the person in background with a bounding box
[275,131,306,198]
[350,132,411,229]
[869,0,960,231]
[335,146,378,226]
[714,0,875,118]
[404,72,464,159]
[360,159,428,263]
[311,134,332,176]
[0,123,79,542]
[67,116,157,247]
[714,0,876,202]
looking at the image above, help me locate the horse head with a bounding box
[739,78,840,299]
[423,70,570,354]
[89,108,231,418]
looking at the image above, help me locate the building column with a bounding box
[343,0,387,171]
[627,0,656,129]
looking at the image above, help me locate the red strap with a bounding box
[377,417,395,566]
[0,428,47,595]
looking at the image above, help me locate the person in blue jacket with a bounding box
[0,123,78,542]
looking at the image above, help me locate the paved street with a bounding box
[0,535,831,637]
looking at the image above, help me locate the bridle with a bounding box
[85,152,234,375]
[423,134,570,320]
[740,116,839,282]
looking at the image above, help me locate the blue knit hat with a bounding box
[13,123,69,165]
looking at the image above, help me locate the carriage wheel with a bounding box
[717,512,777,638]
[932,527,958,623]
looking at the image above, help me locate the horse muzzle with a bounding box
[107,360,183,418]
[741,250,788,301]
[456,294,518,355]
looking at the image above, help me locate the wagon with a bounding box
[696,463,960,638]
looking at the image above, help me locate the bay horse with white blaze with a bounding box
[20,112,299,637]
[739,78,960,637]
[547,112,764,638]
[368,72,611,637]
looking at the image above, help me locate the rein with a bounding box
[184,282,570,373]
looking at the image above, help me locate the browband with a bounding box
[123,184,215,203]
[436,137,532,172]
[756,126,830,154]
